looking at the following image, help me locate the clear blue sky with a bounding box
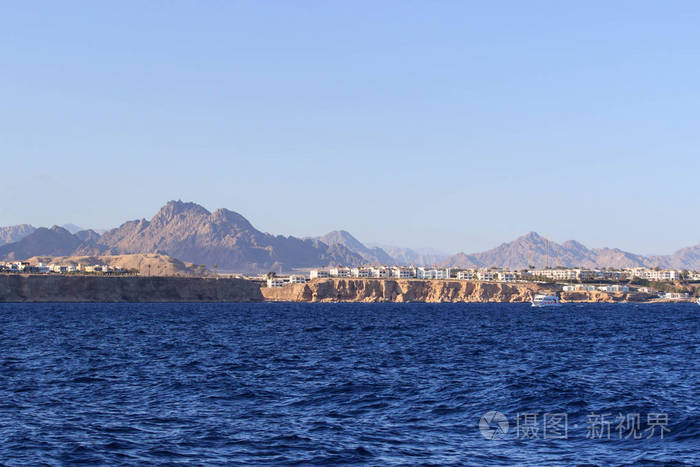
[1,1,698,255]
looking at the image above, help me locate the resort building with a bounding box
[562,284,597,291]
[267,277,286,288]
[309,270,329,279]
[456,270,475,280]
[597,285,629,293]
[497,271,516,282]
[529,268,598,281]
[329,267,351,277]
[288,275,307,284]
[627,268,680,281]
[416,268,450,280]
[371,267,391,278]
[351,267,371,278]
[663,292,689,300]
[476,270,496,281]
[392,267,414,279]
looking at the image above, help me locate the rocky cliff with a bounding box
[0,275,263,302]
[263,279,544,302]
[261,278,643,303]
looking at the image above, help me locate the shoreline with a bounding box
[1,274,694,303]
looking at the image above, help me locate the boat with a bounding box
[697,298,700,306]
[531,293,560,307]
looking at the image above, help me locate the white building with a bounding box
[267,277,285,288]
[529,268,598,281]
[598,285,629,293]
[456,270,475,280]
[416,268,449,280]
[563,284,597,292]
[309,269,329,279]
[663,292,689,300]
[329,267,351,277]
[497,271,516,282]
[351,267,371,278]
[288,275,307,284]
[49,264,68,273]
[477,270,496,281]
[416,267,432,279]
[392,267,414,279]
[627,268,680,281]
[371,267,390,278]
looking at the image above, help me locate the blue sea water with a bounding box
[0,302,698,466]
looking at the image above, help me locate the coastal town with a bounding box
[2,259,697,301]
[0,261,130,275]
[263,265,699,300]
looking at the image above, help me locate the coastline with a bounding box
[262,278,661,303]
[0,274,694,304]
[0,274,263,303]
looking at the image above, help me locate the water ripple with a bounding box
[0,302,697,465]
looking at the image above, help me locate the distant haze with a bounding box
[1,3,699,254]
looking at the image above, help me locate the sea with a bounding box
[0,302,697,466]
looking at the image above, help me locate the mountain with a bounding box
[650,244,700,270]
[2,208,698,272]
[440,232,649,269]
[440,232,700,270]
[96,201,364,273]
[317,231,395,264]
[375,245,450,266]
[74,229,102,243]
[0,224,36,246]
[61,223,84,234]
[0,226,100,261]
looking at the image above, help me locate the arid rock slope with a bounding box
[97,201,365,273]
[0,275,263,302]
[261,279,643,303]
[441,232,700,270]
[0,224,36,246]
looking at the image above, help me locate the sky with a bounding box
[1,1,699,255]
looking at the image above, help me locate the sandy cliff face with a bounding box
[261,279,644,303]
[263,279,547,303]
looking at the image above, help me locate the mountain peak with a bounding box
[49,225,74,236]
[319,230,365,251]
[211,208,255,230]
[521,231,546,242]
[318,230,394,265]
[155,201,210,220]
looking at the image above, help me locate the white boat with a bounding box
[531,293,560,307]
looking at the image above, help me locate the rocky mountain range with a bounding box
[1,202,698,272]
[369,244,449,267]
[439,232,700,271]
[0,226,102,260]
[0,224,36,246]
[315,231,395,265]
[0,202,366,273]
